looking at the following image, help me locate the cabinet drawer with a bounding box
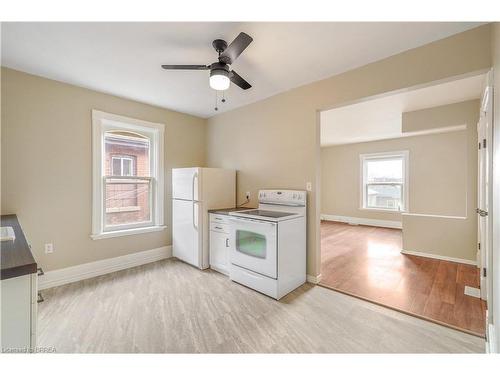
[210,214,230,225]
[210,222,230,233]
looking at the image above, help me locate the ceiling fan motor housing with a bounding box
[209,62,230,78]
[212,39,228,54]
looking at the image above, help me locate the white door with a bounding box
[172,167,200,201]
[478,77,493,305]
[172,199,202,267]
[229,217,277,279]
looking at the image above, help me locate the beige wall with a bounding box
[402,214,476,261]
[401,100,480,262]
[1,68,207,271]
[321,100,479,222]
[403,99,480,133]
[207,25,491,277]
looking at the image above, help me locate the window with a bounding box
[92,110,165,239]
[111,155,135,176]
[360,151,409,212]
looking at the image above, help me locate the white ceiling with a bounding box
[320,74,485,147]
[1,22,484,118]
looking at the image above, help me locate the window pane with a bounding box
[366,158,403,183]
[122,158,133,176]
[105,132,149,177]
[236,230,267,258]
[105,178,151,227]
[366,184,402,210]
[112,158,122,176]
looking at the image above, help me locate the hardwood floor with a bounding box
[37,258,484,353]
[320,221,486,336]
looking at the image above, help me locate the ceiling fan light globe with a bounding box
[209,70,230,91]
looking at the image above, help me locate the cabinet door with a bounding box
[210,230,229,275]
[1,274,32,351]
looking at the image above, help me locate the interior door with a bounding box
[478,78,493,305]
[478,117,487,300]
[172,198,201,267]
[172,167,200,201]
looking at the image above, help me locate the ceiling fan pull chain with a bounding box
[222,91,226,103]
[214,91,218,111]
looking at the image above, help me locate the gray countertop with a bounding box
[1,214,37,280]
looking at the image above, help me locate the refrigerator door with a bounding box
[172,167,201,201]
[172,198,202,268]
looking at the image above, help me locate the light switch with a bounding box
[45,243,54,254]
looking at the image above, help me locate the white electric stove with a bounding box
[228,189,306,299]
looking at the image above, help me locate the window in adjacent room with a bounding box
[92,110,165,239]
[360,151,409,212]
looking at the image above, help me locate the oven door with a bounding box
[229,217,277,279]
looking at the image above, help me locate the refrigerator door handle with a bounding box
[192,201,198,230]
[192,171,199,230]
[191,171,198,202]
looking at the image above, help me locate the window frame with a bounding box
[91,110,165,240]
[359,151,409,213]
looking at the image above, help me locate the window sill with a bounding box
[91,225,166,240]
[106,206,141,213]
[359,207,407,213]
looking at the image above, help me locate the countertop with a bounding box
[1,215,37,280]
[208,207,255,215]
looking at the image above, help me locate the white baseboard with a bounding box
[307,274,322,284]
[400,249,477,266]
[321,214,402,229]
[487,324,497,353]
[39,246,172,290]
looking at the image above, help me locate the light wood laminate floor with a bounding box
[38,258,484,353]
[320,221,486,337]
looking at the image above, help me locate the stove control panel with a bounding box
[258,190,306,206]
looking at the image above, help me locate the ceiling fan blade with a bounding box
[161,64,209,70]
[230,70,252,90]
[219,32,253,65]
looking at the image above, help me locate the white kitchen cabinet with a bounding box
[209,213,230,275]
[1,273,37,352]
[1,214,38,353]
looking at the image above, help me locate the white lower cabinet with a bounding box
[209,214,230,275]
[1,273,37,352]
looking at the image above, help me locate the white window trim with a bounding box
[359,150,409,213]
[91,110,165,240]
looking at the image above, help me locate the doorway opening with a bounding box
[318,73,490,337]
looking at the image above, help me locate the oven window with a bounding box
[236,230,266,258]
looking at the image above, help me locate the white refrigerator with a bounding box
[172,167,236,269]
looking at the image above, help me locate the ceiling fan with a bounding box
[161,32,253,91]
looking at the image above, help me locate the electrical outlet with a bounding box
[246,191,250,200]
[44,243,54,254]
[306,182,312,191]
